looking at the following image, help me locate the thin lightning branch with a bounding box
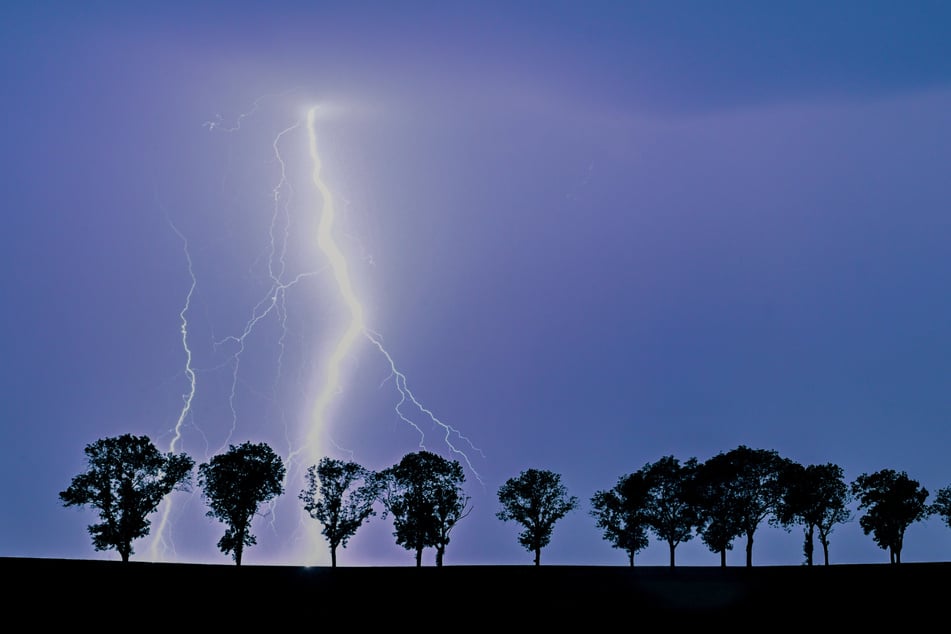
[365,332,485,484]
[150,217,198,561]
[213,122,304,453]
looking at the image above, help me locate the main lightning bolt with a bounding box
[151,98,484,566]
[293,104,485,563]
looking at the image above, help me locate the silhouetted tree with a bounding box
[497,468,578,566]
[851,469,930,564]
[641,455,700,567]
[59,434,194,562]
[721,445,792,567]
[198,441,285,566]
[590,472,651,566]
[430,466,472,567]
[299,457,381,568]
[692,454,743,566]
[776,462,852,565]
[931,486,951,530]
[378,451,469,567]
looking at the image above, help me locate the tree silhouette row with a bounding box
[60,435,950,566]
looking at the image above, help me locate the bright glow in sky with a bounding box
[2,1,951,567]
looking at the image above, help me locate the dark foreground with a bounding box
[4,557,946,626]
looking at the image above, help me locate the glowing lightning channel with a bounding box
[294,105,485,489]
[150,218,198,561]
[294,106,366,468]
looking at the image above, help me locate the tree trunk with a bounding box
[720,549,727,567]
[745,531,754,567]
[821,537,830,566]
[668,541,676,567]
[534,547,541,566]
[415,547,423,567]
[331,546,337,568]
[436,546,444,567]
[628,551,634,567]
[804,525,815,566]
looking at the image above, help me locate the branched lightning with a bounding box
[365,330,485,483]
[152,98,484,565]
[293,106,484,476]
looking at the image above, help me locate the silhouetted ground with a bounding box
[4,557,946,626]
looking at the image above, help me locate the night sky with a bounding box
[2,1,950,567]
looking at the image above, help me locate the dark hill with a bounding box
[4,557,945,627]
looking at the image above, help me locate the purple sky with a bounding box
[2,1,950,567]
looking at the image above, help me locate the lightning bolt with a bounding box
[150,97,484,566]
[149,217,198,561]
[211,120,314,454]
[290,104,485,563]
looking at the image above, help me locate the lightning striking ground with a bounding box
[149,218,198,561]
[151,99,483,565]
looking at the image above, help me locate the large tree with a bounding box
[775,462,852,565]
[691,454,743,567]
[851,469,930,564]
[59,433,194,562]
[198,441,285,566]
[590,471,651,566]
[299,457,381,568]
[931,485,951,531]
[378,451,469,567]
[430,466,472,567]
[641,455,700,567]
[497,468,578,566]
[719,445,792,567]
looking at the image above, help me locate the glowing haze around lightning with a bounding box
[149,98,483,566]
[295,105,366,473]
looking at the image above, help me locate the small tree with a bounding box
[497,468,578,566]
[378,451,469,567]
[59,433,194,562]
[851,469,930,564]
[299,457,380,568]
[776,462,852,565]
[590,472,651,566]
[198,441,285,566]
[641,455,700,567]
[931,486,951,530]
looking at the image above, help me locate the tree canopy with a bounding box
[590,471,651,566]
[641,456,700,567]
[931,486,951,530]
[692,453,744,567]
[378,451,470,566]
[851,469,930,564]
[59,434,194,562]
[776,462,852,565]
[299,457,380,567]
[198,441,285,566]
[707,446,792,567]
[497,468,578,566]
